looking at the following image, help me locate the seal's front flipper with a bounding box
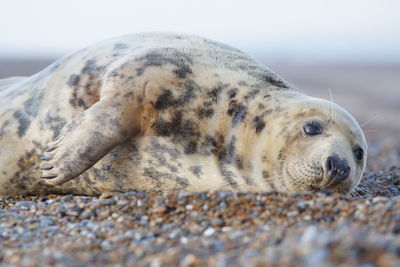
[40,97,135,185]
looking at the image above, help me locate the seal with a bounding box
[0,32,367,196]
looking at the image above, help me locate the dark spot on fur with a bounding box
[197,108,214,119]
[137,49,193,79]
[227,88,238,99]
[136,67,145,76]
[153,120,171,136]
[12,149,39,193]
[244,89,260,101]
[227,100,237,116]
[114,43,129,50]
[236,156,244,169]
[219,136,237,164]
[180,80,199,104]
[154,111,200,141]
[67,74,80,87]
[78,98,86,108]
[262,170,270,179]
[252,116,266,134]
[261,75,288,88]
[189,165,203,178]
[13,111,30,137]
[145,141,180,172]
[203,101,212,107]
[268,182,277,191]
[219,166,238,189]
[149,140,181,159]
[81,59,102,75]
[154,90,175,110]
[184,141,197,154]
[228,103,248,127]
[207,83,226,103]
[24,89,44,118]
[81,60,95,74]
[68,59,103,108]
[154,81,199,110]
[278,149,285,160]
[143,167,189,189]
[153,111,200,149]
[173,65,192,79]
[45,113,67,139]
[262,109,274,116]
[205,135,218,147]
[243,176,255,186]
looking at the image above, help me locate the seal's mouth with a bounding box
[306,184,350,195]
[307,185,321,192]
[285,166,352,195]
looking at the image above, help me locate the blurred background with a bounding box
[1,0,399,154]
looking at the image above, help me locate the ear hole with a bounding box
[353,145,364,163]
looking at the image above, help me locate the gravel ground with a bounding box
[0,141,399,267]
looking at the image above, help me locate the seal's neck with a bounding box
[234,90,306,189]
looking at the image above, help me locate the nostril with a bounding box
[325,156,350,181]
[326,156,337,177]
[341,165,350,180]
[326,157,333,172]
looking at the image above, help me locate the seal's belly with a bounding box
[83,136,226,193]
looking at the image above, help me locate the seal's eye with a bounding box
[303,121,323,136]
[353,145,364,163]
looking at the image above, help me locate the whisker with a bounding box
[328,88,335,121]
[262,177,277,182]
[356,187,370,196]
[358,187,368,193]
[279,149,302,158]
[320,102,330,121]
[350,189,361,198]
[361,114,379,128]
[263,159,287,163]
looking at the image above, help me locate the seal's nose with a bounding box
[325,156,350,181]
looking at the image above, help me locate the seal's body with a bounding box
[0,33,367,196]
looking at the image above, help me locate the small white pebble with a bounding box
[203,227,216,236]
[301,226,319,244]
[287,210,298,217]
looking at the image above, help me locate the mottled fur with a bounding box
[0,33,367,196]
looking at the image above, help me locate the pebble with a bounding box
[203,227,216,237]
[14,201,37,209]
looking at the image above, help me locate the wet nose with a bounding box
[325,156,350,181]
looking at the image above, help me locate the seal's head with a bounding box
[266,95,367,195]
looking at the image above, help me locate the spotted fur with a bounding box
[0,32,367,196]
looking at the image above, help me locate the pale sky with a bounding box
[0,0,399,62]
